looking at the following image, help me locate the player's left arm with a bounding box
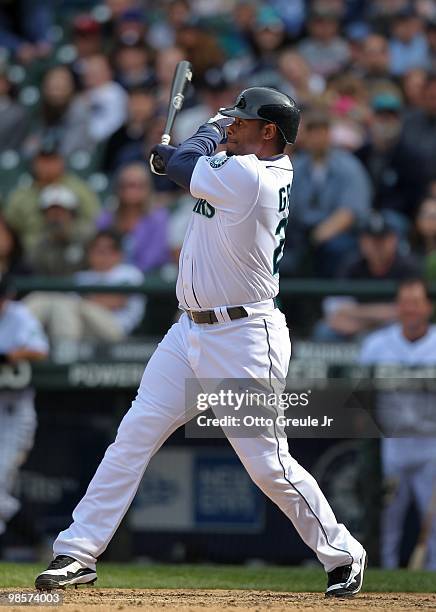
[6,348,48,364]
[151,123,225,190]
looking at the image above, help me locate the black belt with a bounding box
[186,306,249,324]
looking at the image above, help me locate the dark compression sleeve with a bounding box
[166,124,224,190]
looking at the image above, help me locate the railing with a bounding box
[11,275,434,297]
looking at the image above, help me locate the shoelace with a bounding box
[48,555,73,569]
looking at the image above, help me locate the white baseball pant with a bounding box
[54,306,363,571]
[0,390,37,534]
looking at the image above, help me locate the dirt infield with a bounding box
[2,589,436,612]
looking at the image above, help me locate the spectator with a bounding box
[5,136,100,251]
[339,213,419,280]
[353,34,392,97]
[23,65,93,158]
[29,186,92,276]
[97,163,170,273]
[0,64,29,152]
[325,73,369,152]
[0,215,30,276]
[80,54,128,143]
[113,6,148,46]
[154,46,186,109]
[388,7,430,76]
[244,6,289,88]
[147,0,192,50]
[356,91,406,218]
[0,0,53,63]
[298,3,350,78]
[414,195,436,280]
[277,48,325,106]
[175,19,224,80]
[69,15,104,86]
[25,230,145,343]
[359,278,436,570]
[400,67,427,110]
[366,0,414,35]
[283,109,371,277]
[102,86,157,175]
[313,212,420,341]
[394,72,436,217]
[113,42,155,90]
[267,0,306,37]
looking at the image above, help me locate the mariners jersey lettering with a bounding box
[176,152,293,309]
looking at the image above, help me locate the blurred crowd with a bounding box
[1,0,436,341]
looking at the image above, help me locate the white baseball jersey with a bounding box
[176,151,293,310]
[0,301,48,534]
[0,301,48,357]
[359,324,436,469]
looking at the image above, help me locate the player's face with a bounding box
[397,283,433,332]
[226,118,270,156]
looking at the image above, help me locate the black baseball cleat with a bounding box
[325,549,367,597]
[35,555,97,590]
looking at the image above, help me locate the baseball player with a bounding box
[359,277,436,569]
[0,275,49,539]
[35,87,366,597]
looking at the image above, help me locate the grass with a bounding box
[0,563,435,593]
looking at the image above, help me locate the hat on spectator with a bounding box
[392,5,418,21]
[255,6,284,31]
[73,14,101,35]
[118,7,147,23]
[36,132,62,157]
[39,185,78,211]
[371,92,402,112]
[360,212,395,236]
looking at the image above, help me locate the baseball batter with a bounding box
[35,87,366,597]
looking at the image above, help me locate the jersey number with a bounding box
[273,217,288,276]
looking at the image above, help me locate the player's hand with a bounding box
[207,112,235,130]
[149,144,177,175]
[207,111,235,143]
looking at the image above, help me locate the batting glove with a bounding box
[207,111,235,143]
[207,112,235,129]
[149,144,177,175]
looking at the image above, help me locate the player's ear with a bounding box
[262,123,277,142]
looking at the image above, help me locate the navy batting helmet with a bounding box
[220,87,300,144]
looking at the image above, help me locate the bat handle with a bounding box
[161,134,171,145]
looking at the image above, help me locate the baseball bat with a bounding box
[408,480,436,570]
[151,60,193,173]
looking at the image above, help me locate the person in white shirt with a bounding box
[25,230,145,342]
[0,275,48,538]
[359,277,436,569]
[81,54,128,143]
